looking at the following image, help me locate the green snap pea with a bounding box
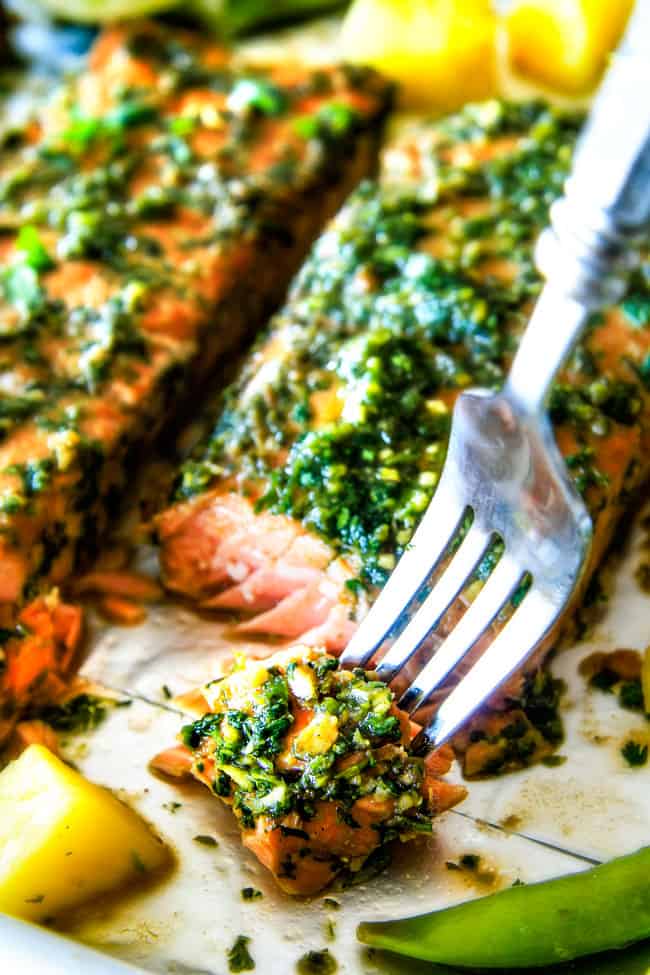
[395,939,650,975]
[357,846,650,969]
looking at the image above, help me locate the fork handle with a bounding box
[503,1,650,416]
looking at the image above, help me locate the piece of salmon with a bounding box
[0,592,82,745]
[158,99,650,672]
[0,20,391,612]
[0,22,391,732]
[151,645,466,894]
[158,491,363,650]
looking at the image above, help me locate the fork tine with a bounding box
[373,523,495,683]
[397,554,525,713]
[340,476,468,668]
[413,587,560,750]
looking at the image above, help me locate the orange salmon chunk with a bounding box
[153,646,465,894]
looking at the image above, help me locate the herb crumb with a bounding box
[241,887,262,900]
[228,935,255,972]
[296,949,337,974]
[323,897,340,910]
[621,740,648,767]
[541,754,567,767]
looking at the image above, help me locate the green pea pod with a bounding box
[400,940,650,975]
[358,846,650,969]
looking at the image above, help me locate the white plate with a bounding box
[11,14,649,975]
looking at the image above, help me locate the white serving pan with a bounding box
[5,10,650,975]
[1,915,148,974]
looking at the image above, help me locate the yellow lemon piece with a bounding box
[507,0,634,93]
[340,0,498,111]
[0,745,169,921]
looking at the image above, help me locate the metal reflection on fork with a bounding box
[340,0,650,753]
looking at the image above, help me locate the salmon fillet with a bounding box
[158,99,650,667]
[151,645,466,894]
[0,20,391,611]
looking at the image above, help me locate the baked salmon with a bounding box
[0,20,391,612]
[158,99,650,774]
[151,645,466,894]
[0,592,82,745]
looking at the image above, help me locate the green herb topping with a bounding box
[228,935,255,973]
[621,740,648,767]
[176,99,650,588]
[183,648,430,839]
[296,949,338,974]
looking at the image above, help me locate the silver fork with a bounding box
[341,2,650,752]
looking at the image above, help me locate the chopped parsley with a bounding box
[182,647,436,887]
[15,225,55,272]
[458,670,565,777]
[34,693,109,733]
[163,801,182,813]
[176,99,647,588]
[228,935,255,973]
[584,651,649,719]
[297,949,338,974]
[621,740,648,767]
[193,834,219,847]
[0,24,386,603]
[322,897,340,910]
[241,887,262,900]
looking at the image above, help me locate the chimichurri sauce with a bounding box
[177,100,650,587]
[0,23,387,592]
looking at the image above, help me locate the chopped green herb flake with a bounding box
[296,949,338,975]
[35,694,108,733]
[621,740,648,767]
[241,887,263,900]
[163,801,182,813]
[185,651,433,879]
[228,935,255,973]
[177,101,642,592]
[16,225,55,272]
[619,679,644,712]
[193,834,219,847]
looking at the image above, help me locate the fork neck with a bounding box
[502,284,590,417]
[505,20,650,417]
[504,191,639,417]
